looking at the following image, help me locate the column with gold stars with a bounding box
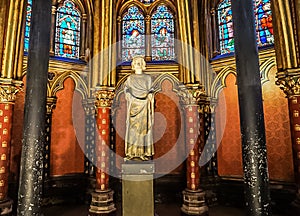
[180,87,208,216]
[0,85,19,215]
[89,88,116,215]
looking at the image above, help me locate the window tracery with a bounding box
[217,0,274,55]
[120,1,176,62]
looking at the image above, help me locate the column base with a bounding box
[0,199,13,215]
[292,190,300,208]
[181,189,208,216]
[89,189,116,216]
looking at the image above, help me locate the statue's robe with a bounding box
[124,74,154,159]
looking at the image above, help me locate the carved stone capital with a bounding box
[0,85,21,103]
[46,97,57,114]
[82,99,96,115]
[276,71,300,97]
[179,84,205,106]
[94,89,115,108]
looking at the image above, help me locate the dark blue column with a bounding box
[231,0,271,215]
[17,0,52,215]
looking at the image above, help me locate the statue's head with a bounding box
[131,56,146,73]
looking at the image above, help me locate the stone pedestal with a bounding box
[181,189,208,216]
[122,163,154,216]
[89,189,116,215]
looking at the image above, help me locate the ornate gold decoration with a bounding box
[94,89,115,107]
[178,85,205,105]
[276,73,300,97]
[2,141,7,148]
[0,85,20,103]
[0,167,5,174]
[46,97,57,114]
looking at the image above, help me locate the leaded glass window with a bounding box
[24,0,32,52]
[217,0,234,55]
[122,6,145,62]
[217,0,274,55]
[255,0,274,47]
[55,0,81,59]
[151,5,175,61]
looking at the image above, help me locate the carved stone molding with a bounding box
[0,85,21,103]
[94,88,115,108]
[276,70,300,97]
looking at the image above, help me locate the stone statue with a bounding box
[124,56,154,161]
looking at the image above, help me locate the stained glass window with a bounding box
[217,0,274,55]
[24,0,32,52]
[217,0,234,55]
[55,0,81,59]
[122,6,145,62]
[139,0,157,4]
[255,0,274,47]
[151,5,175,61]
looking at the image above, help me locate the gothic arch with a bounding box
[260,57,276,85]
[211,66,237,99]
[49,71,88,99]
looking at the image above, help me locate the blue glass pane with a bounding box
[55,0,81,59]
[217,0,234,54]
[122,6,145,62]
[151,5,175,61]
[254,0,274,46]
[123,6,144,20]
[24,0,32,52]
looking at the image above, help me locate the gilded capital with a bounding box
[179,85,205,106]
[46,97,57,114]
[0,85,20,103]
[276,72,300,97]
[94,89,115,108]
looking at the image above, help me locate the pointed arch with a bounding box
[49,71,88,99]
[211,66,237,99]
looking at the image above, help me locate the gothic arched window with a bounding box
[120,1,176,62]
[122,6,145,62]
[217,0,274,55]
[55,0,81,59]
[151,5,175,61]
[24,0,32,52]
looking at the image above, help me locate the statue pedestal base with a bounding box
[0,199,13,215]
[181,189,208,215]
[89,189,116,216]
[122,162,155,216]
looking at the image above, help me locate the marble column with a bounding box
[83,99,96,177]
[231,0,271,215]
[17,0,52,214]
[271,0,300,208]
[0,85,19,215]
[89,89,116,215]
[43,97,57,182]
[180,87,208,216]
[200,99,219,205]
[276,74,300,208]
